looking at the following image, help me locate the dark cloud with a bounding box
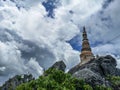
[21,40,56,69]
[102,0,114,9]
[0,28,56,69]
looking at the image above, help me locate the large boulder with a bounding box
[97,55,117,76]
[69,55,120,86]
[50,61,66,71]
[73,68,105,86]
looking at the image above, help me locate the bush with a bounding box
[16,68,114,90]
[107,75,120,86]
[94,85,112,90]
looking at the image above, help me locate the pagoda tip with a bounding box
[83,26,86,32]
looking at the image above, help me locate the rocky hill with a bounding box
[0,55,120,90]
[68,55,120,89]
[50,56,120,89]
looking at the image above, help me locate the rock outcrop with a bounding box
[69,55,120,87]
[0,74,34,90]
[50,61,66,71]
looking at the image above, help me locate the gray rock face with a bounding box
[50,61,66,71]
[97,55,117,76]
[69,55,120,86]
[115,68,120,76]
[73,68,105,86]
[0,74,34,90]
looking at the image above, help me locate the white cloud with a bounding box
[0,41,25,84]
[0,0,80,85]
[55,0,104,23]
[26,58,44,77]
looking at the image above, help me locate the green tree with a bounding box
[16,68,114,90]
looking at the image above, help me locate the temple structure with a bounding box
[80,27,94,65]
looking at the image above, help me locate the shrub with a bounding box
[16,68,114,90]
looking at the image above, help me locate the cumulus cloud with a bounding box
[0,0,80,85]
[55,0,104,24]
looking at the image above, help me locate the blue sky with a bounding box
[0,0,120,85]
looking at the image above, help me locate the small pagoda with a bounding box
[80,27,94,65]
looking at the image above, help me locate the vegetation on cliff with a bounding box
[16,68,113,90]
[106,75,120,89]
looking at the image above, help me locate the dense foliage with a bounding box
[106,75,120,89]
[16,68,114,90]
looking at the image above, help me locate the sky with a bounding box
[0,0,120,85]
